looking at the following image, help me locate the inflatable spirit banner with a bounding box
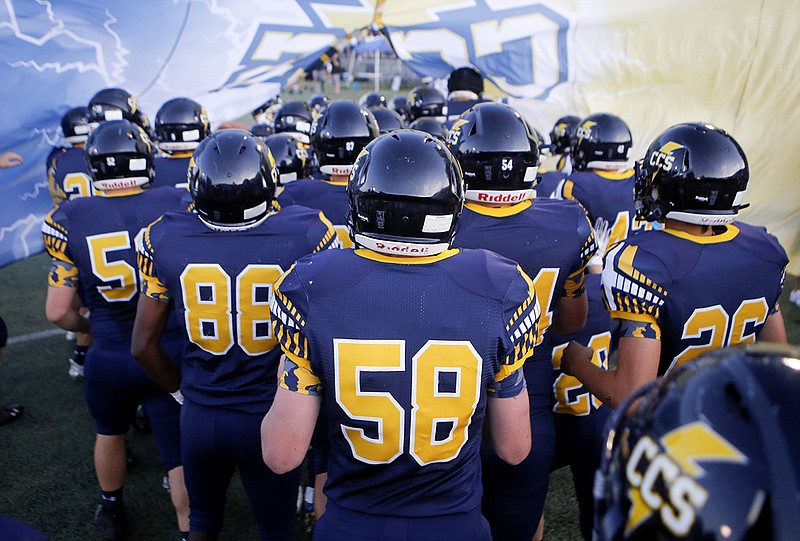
[1,0,798,272]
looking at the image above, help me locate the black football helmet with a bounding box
[263,132,311,184]
[188,130,277,228]
[446,102,540,204]
[359,92,387,109]
[154,97,210,154]
[572,113,632,171]
[88,87,152,136]
[595,344,800,541]
[406,86,447,121]
[634,122,749,226]
[408,117,448,141]
[310,100,379,177]
[249,123,274,140]
[61,106,91,145]
[549,114,581,155]
[308,94,330,115]
[85,119,154,192]
[369,107,406,134]
[348,129,464,256]
[252,95,282,126]
[273,100,314,142]
[447,66,484,99]
[390,96,409,122]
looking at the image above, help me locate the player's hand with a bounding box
[560,340,594,376]
[0,152,23,169]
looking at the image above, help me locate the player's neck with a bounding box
[329,174,349,183]
[663,219,715,236]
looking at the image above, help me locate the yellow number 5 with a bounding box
[334,340,482,466]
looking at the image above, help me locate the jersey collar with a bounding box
[594,169,634,180]
[464,200,532,217]
[355,248,460,264]
[322,177,348,187]
[663,224,740,244]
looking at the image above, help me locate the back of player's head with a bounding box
[370,107,406,135]
[595,344,800,541]
[273,100,314,141]
[188,130,277,229]
[406,86,447,122]
[447,66,484,100]
[61,106,91,146]
[88,87,151,136]
[572,113,632,171]
[446,102,540,204]
[408,117,448,141]
[85,119,154,192]
[358,92,387,109]
[154,97,210,154]
[549,114,581,156]
[263,132,311,184]
[310,100,379,177]
[348,129,464,256]
[634,122,749,226]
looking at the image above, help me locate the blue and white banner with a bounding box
[0,0,375,267]
[2,0,799,272]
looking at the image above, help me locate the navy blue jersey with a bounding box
[453,198,596,396]
[271,248,538,517]
[42,186,189,342]
[138,207,337,412]
[549,273,618,416]
[557,169,659,252]
[444,98,491,128]
[46,146,93,203]
[535,169,566,199]
[276,177,350,247]
[602,222,788,375]
[153,155,191,187]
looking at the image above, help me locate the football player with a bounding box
[448,102,596,541]
[276,100,379,247]
[357,91,387,109]
[272,100,315,143]
[46,106,95,380]
[555,113,658,271]
[547,273,619,540]
[47,106,93,204]
[153,97,211,188]
[42,119,190,541]
[406,85,447,123]
[368,106,406,135]
[262,129,537,541]
[88,87,154,139]
[132,129,338,541]
[594,344,800,540]
[408,117,448,141]
[262,132,312,187]
[561,122,789,409]
[535,114,581,197]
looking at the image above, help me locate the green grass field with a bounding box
[2,251,798,541]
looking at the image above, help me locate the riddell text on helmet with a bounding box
[477,192,527,203]
[375,242,432,254]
